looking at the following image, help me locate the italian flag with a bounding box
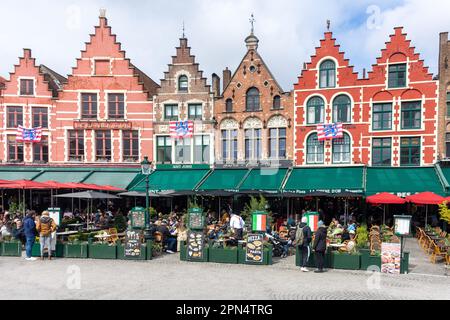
[252,214,267,232]
[308,214,319,232]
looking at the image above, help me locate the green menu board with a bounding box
[188,208,204,230]
[130,207,146,229]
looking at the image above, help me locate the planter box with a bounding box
[32,242,64,258]
[180,241,208,262]
[1,241,22,256]
[295,247,331,269]
[64,243,88,258]
[88,243,117,259]
[238,244,273,265]
[331,252,361,270]
[359,249,381,271]
[208,246,238,264]
[117,243,147,260]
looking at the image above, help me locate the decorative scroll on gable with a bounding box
[267,115,287,128]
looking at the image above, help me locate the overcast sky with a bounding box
[0,0,449,90]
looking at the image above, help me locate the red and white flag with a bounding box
[317,123,343,141]
[16,125,42,142]
[169,120,194,139]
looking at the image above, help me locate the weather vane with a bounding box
[182,21,185,38]
[327,19,331,31]
[249,13,255,34]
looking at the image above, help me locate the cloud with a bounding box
[0,0,447,90]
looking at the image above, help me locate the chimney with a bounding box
[212,73,221,97]
[362,68,366,79]
[223,68,231,91]
[303,62,307,70]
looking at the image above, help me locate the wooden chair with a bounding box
[107,228,119,244]
[430,242,447,264]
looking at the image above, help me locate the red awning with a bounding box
[101,185,125,192]
[405,192,445,205]
[42,180,77,189]
[366,192,406,205]
[12,180,51,189]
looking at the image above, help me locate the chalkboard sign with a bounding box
[130,207,146,229]
[188,208,204,230]
[124,230,143,258]
[187,231,204,261]
[245,233,264,263]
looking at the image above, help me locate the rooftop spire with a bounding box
[99,8,106,18]
[182,21,185,38]
[249,13,255,34]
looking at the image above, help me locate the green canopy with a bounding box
[365,167,445,196]
[129,169,209,192]
[33,171,90,183]
[238,168,288,193]
[83,171,139,189]
[283,167,364,195]
[0,169,40,180]
[197,169,248,192]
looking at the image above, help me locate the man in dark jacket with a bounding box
[312,220,327,273]
[23,212,37,261]
[296,216,312,271]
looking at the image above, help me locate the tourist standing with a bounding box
[36,211,57,260]
[295,216,312,272]
[312,220,327,273]
[23,212,37,261]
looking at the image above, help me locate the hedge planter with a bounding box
[180,241,187,261]
[1,241,22,256]
[88,243,117,259]
[209,246,238,264]
[64,242,88,258]
[295,247,331,269]
[359,249,381,271]
[238,244,273,265]
[117,243,147,260]
[31,242,64,258]
[331,252,361,270]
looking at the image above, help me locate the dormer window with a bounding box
[20,79,34,96]
[178,75,188,92]
[319,60,336,88]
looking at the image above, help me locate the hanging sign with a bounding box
[245,233,264,263]
[47,207,61,226]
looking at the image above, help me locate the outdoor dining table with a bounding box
[56,230,79,241]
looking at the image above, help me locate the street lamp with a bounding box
[141,156,153,240]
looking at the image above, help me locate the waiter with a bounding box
[229,212,245,240]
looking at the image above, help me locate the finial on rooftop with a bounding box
[182,21,185,38]
[99,8,106,18]
[326,19,331,31]
[249,13,255,34]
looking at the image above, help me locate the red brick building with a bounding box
[51,13,159,165]
[294,27,438,167]
[0,49,64,164]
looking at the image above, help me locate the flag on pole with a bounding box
[306,213,319,232]
[252,213,267,232]
[317,123,343,141]
[169,120,194,139]
[16,125,42,142]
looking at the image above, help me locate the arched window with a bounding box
[306,97,324,124]
[306,133,324,164]
[332,133,351,164]
[319,60,336,88]
[246,87,260,111]
[333,95,351,123]
[225,99,233,113]
[273,95,281,110]
[178,75,188,92]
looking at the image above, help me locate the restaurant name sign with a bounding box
[284,188,364,195]
[73,121,132,130]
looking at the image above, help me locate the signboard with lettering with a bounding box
[73,121,132,130]
[124,230,143,258]
[130,207,146,229]
[47,207,61,226]
[246,233,264,263]
[187,231,204,261]
[188,208,204,230]
[394,215,412,236]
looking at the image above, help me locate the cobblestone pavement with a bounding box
[0,238,448,300]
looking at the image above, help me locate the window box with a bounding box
[0,240,22,256]
[88,243,117,259]
[32,241,64,257]
[208,246,238,264]
[331,251,361,270]
[64,242,88,258]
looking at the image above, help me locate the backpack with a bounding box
[295,225,305,246]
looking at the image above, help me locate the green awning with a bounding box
[283,167,364,195]
[130,169,209,192]
[197,169,249,192]
[437,166,450,195]
[83,171,140,189]
[365,167,445,196]
[33,171,90,183]
[0,169,40,180]
[239,168,288,193]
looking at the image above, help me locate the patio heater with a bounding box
[141,156,154,240]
